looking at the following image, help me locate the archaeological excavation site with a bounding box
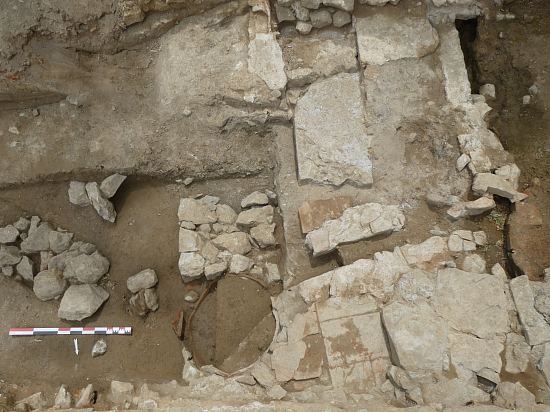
[1,0,550,410]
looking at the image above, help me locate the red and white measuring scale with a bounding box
[9,326,132,336]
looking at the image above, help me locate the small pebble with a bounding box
[91,339,107,358]
[184,290,199,303]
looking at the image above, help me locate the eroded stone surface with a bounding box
[294,73,372,187]
[58,284,109,321]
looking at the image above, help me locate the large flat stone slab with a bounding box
[294,73,373,187]
[356,14,439,66]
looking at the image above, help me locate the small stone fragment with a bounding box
[54,385,72,409]
[0,245,22,266]
[479,83,496,100]
[63,252,110,284]
[230,254,253,274]
[184,290,199,303]
[33,270,68,301]
[13,217,30,232]
[310,9,332,28]
[92,338,108,358]
[129,290,149,317]
[462,254,486,274]
[68,181,91,207]
[110,381,134,407]
[204,262,227,280]
[58,284,109,321]
[178,252,205,281]
[99,173,127,198]
[241,191,269,208]
[183,177,194,186]
[144,288,159,311]
[20,222,52,253]
[212,232,252,255]
[15,392,46,411]
[250,223,276,248]
[296,21,313,34]
[48,230,73,254]
[0,225,19,243]
[456,153,470,171]
[332,10,351,27]
[504,333,529,374]
[472,173,527,203]
[522,95,531,105]
[127,268,158,293]
[16,256,34,282]
[291,2,310,21]
[265,263,281,284]
[86,182,117,222]
[75,384,95,408]
[473,231,487,246]
[2,266,13,277]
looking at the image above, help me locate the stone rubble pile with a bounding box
[177,191,281,285]
[255,233,546,408]
[127,268,159,317]
[0,215,110,321]
[275,0,357,34]
[305,203,406,256]
[68,173,127,222]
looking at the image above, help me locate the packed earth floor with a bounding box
[0,0,550,411]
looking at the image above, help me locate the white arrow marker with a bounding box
[73,338,79,356]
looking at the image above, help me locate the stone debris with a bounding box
[447,196,496,220]
[86,182,117,222]
[127,268,158,293]
[75,384,95,408]
[235,205,274,229]
[461,254,486,274]
[178,198,217,225]
[13,217,30,232]
[205,262,227,280]
[92,339,107,358]
[229,254,253,274]
[305,203,405,256]
[504,333,530,374]
[298,197,352,234]
[16,256,35,282]
[99,173,127,198]
[472,173,527,203]
[53,384,72,409]
[0,225,19,243]
[0,245,21,266]
[241,191,269,209]
[63,252,110,284]
[33,270,68,301]
[479,83,496,100]
[294,73,372,187]
[184,290,200,303]
[455,153,470,171]
[447,230,477,252]
[356,15,439,66]
[58,284,109,321]
[110,381,134,407]
[68,181,91,207]
[493,381,536,410]
[248,33,287,91]
[20,222,52,253]
[250,223,276,248]
[15,392,47,411]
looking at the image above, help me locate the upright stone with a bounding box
[294,73,373,187]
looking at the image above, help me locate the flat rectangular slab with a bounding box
[294,72,373,188]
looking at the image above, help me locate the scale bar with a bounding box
[9,327,132,336]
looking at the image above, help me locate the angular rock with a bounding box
[99,173,127,198]
[184,290,200,303]
[54,385,72,409]
[400,236,447,266]
[110,381,134,407]
[215,204,238,225]
[434,268,509,339]
[15,392,47,411]
[179,228,203,253]
[241,191,269,208]
[63,252,110,284]
[356,15,439,66]
[479,83,496,100]
[473,231,487,246]
[305,203,405,257]
[0,225,18,243]
[472,173,527,203]
[86,182,117,222]
[504,333,530,374]
[296,21,313,35]
[458,129,510,174]
[447,230,476,252]
[250,223,276,248]
[2,266,13,277]
[462,254,486,274]
[382,301,448,372]
[68,181,91,207]
[446,196,496,220]
[58,284,109,321]
[421,378,490,408]
[235,205,274,229]
[178,252,205,281]
[129,290,149,317]
[20,222,52,253]
[449,332,503,382]
[298,197,352,234]
[294,73,372,187]
[144,288,159,311]
[248,33,287,91]
[48,230,73,254]
[33,270,68,301]
[16,256,34,282]
[309,9,332,28]
[204,262,227,280]
[229,254,253,274]
[495,163,521,190]
[291,3,309,21]
[456,153,470,171]
[75,384,95,408]
[127,268,158,293]
[0,245,22,266]
[178,198,217,225]
[212,232,252,255]
[13,217,30,232]
[92,338,107,358]
[265,263,281,284]
[493,382,536,410]
[275,4,295,22]
[510,275,550,346]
